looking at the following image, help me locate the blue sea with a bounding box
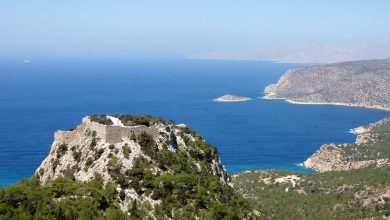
[0,59,389,187]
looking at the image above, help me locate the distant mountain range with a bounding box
[188,44,390,63]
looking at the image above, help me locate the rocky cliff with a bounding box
[31,114,257,219]
[264,59,390,110]
[304,117,390,172]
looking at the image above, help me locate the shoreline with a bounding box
[263,92,390,172]
[261,94,390,111]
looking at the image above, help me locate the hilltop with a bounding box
[264,59,390,110]
[0,114,260,219]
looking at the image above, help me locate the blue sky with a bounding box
[1,0,390,60]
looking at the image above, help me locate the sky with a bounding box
[1,0,390,60]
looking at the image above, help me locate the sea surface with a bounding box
[0,59,389,187]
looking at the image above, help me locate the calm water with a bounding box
[0,59,389,187]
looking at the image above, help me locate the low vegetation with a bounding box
[0,175,129,220]
[113,114,167,127]
[90,114,113,125]
[233,167,390,219]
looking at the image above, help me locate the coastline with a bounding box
[263,92,390,172]
[261,94,390,112]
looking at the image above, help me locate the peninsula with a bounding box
[264,59,390,111]
[213,94,252,102]
[304,117,390,172]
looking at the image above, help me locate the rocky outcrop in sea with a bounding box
[213,94,252,102]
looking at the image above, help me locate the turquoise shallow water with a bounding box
[0,59,389,186]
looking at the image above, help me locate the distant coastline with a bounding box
[262,93,390,111]
[262,59,390,112]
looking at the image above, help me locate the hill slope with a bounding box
[233,168,390,220]
[0,115,260,219]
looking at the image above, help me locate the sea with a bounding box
[0,59,389,187]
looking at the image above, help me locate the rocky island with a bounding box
[264,59,390,111]
[213,94,252,102]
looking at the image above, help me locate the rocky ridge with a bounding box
[304,117,390,172]
[264,59,390,111]
[34,114,250,218]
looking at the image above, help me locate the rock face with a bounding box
[36,115,228,212]
[304,117,390,172]
[213,94,252,102]
[264,59,390,110]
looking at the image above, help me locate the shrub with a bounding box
[57,143,68,158]
[122,144,131,159]
[52,159,60,171]
[90,138,98,150]
[90,114,113,125]
[39,168,44,176]
[85,157,93,167]
[63,165,78,180]
[119,190,126,201]
[113,114,166,127]
[94,148,104,159]
[107,157,119,168]
[130,132,137,141]
[72,151,81,162]
[138,132,156,157]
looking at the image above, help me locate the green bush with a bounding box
[113,114,166,127]
[84,157,94,171]
[138,132,156,158]
[0,175,130,219]
[90,114,113,125]
[94,148,104,160]
[56,143,68,158]
[122,144,131,159]
[72,150,81,162]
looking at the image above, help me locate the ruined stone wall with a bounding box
[122,126,159,140]
[105,126,159,144]
[54,116,160,145]
[54,131,79,144]
[105,126,123,144]
[87,122,108,142]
